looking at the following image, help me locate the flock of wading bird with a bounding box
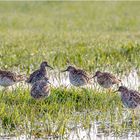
[0,61,140,111]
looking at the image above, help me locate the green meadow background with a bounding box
[0,2,140,73]
[0,2,140,139]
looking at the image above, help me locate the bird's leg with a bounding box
[132,109,138,119]
[109,88,111,92]
[108,88,112,94]
[130,109,137,125]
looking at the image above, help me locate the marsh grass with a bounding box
[0,2,140,73]
[0,87,139,138]
[0,1,140,139]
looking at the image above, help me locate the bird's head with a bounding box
[92,71,102,78]
[113,86,128,93]
[117,86,128,92]
[61,66,76,72]
[40,61,53,70]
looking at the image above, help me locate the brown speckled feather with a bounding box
[94,71,121,89]
[27,61,52,85]
[103,72,121,84]
[27,69,45,84]
[0,70,17,81]
[30,79,50,99]
[62,66,90,87]
[129,90,140,104]
[76,69,90,82]
[0,70,26,87]
[118,86,140,109]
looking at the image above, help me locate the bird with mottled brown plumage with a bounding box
[0,70,26,87]
[26,61,53,85]
[61,66,90,87]
[92,71,121,89]
[115,86,140,109]
[30,77,51,99]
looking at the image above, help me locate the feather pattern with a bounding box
[0,70,26,87]
[67,66,89,86]
[31,79,50,99]
[27,69,46,84]
[95,71,121,88]
[27,61,52,85]
[118,86,140,109]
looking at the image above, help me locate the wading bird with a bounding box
[26,61,53,85]
[92,71,121,89]
[115,86,140,109]
[0,70,26,88]
[30,77,51,99]
[61,66,90,87]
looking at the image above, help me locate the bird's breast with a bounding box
[69,73,87,86]
[0,76,15,87]
[97,77,112,88]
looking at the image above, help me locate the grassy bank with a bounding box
[0,1,140,138]
[0,87,140,138]
[0,2,140,73]
[0,87,125,137]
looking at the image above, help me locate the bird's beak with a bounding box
[47,65,53,70]
[61,69,68,72]
[91,75,96,79]
[113,90,118,93]
[47,81,52,85]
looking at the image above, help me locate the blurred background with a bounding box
[0,2,140,74]
[1,2,140,139]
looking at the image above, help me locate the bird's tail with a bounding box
[16,74,27,82]
[25,78,30,83]
[86,76,92,84]
[115,79,122,84]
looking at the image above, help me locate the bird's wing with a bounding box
[42,85,50,94]
[130,90,140,104]
[15,74,27,82]
[27,70,40,83]
[33,81,49,96]
[104,72,121,84]
[31,81,42,98]
[76,69,89,80]
[0,70,16,81]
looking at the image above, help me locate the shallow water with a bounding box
[1,116,140,140]
[1,107,140,140]
[0,69,140,139]
[48,69,140,90]
[2,69,139,91]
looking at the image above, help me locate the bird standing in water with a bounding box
[26,61,53,85]
[0,70,26,88]
[61,66,90,87]
[92,71,121,90]
[115,86,140,109]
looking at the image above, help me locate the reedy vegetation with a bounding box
[0,2,140,138]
